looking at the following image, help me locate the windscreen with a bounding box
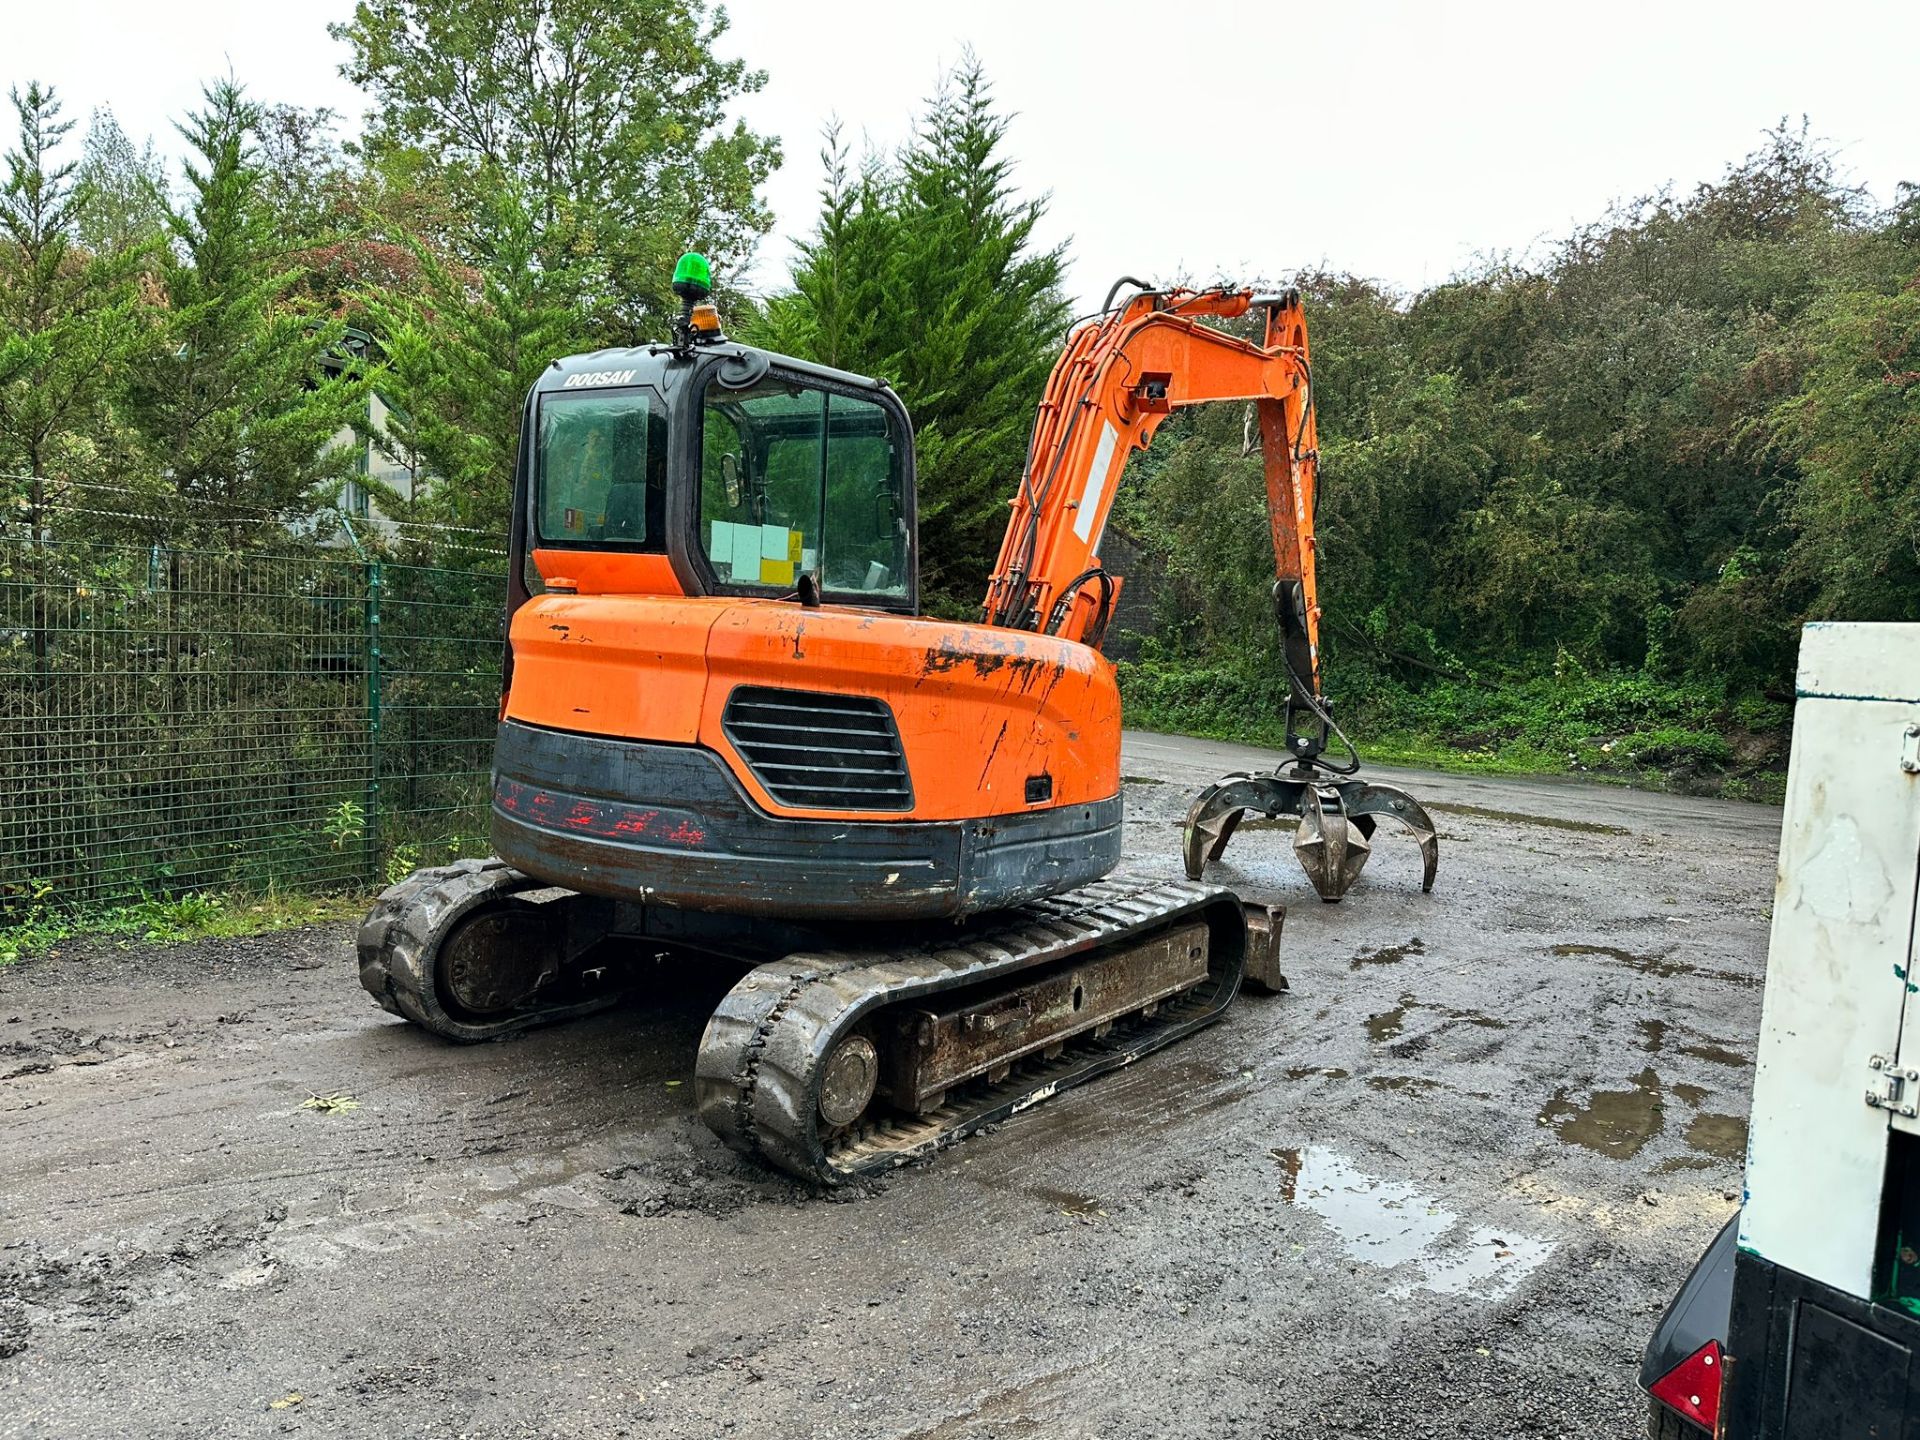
[699,377,909,599]
[536,388,666,547]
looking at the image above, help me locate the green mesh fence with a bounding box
[0,509,505,917]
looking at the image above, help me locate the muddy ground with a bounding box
[0,731,1780,1439]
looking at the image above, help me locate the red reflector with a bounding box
[1649,1340,1723,1433]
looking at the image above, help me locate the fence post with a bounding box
[365,557,383,887]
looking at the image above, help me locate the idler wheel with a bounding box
[438,907,561,1020]
[818,1034,880,1127]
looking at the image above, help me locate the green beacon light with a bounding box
[672,251,713,301]
[670,251,722,351]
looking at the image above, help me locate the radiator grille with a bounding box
[721,686,913,812]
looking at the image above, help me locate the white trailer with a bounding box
[1641,622,1920,1438]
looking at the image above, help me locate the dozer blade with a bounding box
[1182,771,1439,903]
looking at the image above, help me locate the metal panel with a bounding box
[721,685,913,811]
[1741,623,1920,1299]
[1072,421,1121,545]
[490,720,1122,920]
[876,921,1211,1110]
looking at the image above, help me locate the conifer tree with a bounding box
[121,80,362,531]
[755,57,1070,606]
[0,83,146,503]
[74,107,166,256]
[360,182,593,539]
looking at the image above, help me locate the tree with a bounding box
[0,83,146,496]
[73,107,166,256]
[333,0,779,341]
[256,103,350,253]
[756,57,1070,604]
[1777,267,1920,622]
[359,183,593,539]
[119,80,362,532]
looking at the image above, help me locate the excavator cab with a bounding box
[510,349,917,612]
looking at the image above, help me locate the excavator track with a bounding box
[356,859,619,1042]
[693,878,1249,1184]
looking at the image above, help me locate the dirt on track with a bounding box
[0,731,1778,1439]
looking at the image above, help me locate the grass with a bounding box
[1117,655,1791,803]
[0,887,370,967]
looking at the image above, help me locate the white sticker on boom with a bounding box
[1073,421,1123,545]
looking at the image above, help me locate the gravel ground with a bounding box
[0,730,1779,1439]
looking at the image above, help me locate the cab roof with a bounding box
[532,341,895,398]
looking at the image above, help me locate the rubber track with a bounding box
[355,860,616,1042]
[693,877,1247,1184]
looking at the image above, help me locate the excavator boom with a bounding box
[982,281,1436,900]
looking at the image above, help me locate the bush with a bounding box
[1117,654,1782,796]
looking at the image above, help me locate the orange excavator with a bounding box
[357,258,1437,1183]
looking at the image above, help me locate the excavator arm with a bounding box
[985,281,1436,901]
[984,287,1317,669]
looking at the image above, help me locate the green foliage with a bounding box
[755,56,1070,604]
[0,888,368,967]
[324,799,366,850]
[119,81,363,529]
[333,0,779,341]
[360,184,594,536]
[384,841,422,885]
[74,107,166,256]
[1117,123,1918,787]
[1776,257,1920,620]
[0,82,147,487]
[1118,653,1775,795]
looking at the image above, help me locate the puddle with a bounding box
[1351,938,1426,970]
[1552,943,1760,990]
[1639,1019,1666,1053]
[1270,1145,1556,1299]
[1672,1081,1709,1108]
[1366,1075,1442,1093]
[1554,942,1671,969]
[1367,994,1507,1045]
[1284,1065,1351,1081]
[1237,817,1299,832]
[1427,802,1630,836]
[1367,997,1414,1043]
[1120,775,1165,787]
[1029,1185,1104,1217]
[1537,1067,1665,1158]
[1450,1010,1510,1030]
[1685,1112,1748,1161]
[1679,1041,1746,1067]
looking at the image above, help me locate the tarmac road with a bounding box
[0,731,1781,1439]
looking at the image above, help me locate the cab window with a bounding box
[536,388,666,546]
[700,376,909,599]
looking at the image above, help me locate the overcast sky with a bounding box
[11,1,1917,310]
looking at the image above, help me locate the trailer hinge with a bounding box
[1902,722,1920,775]
[1867,1054,1920,1117]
